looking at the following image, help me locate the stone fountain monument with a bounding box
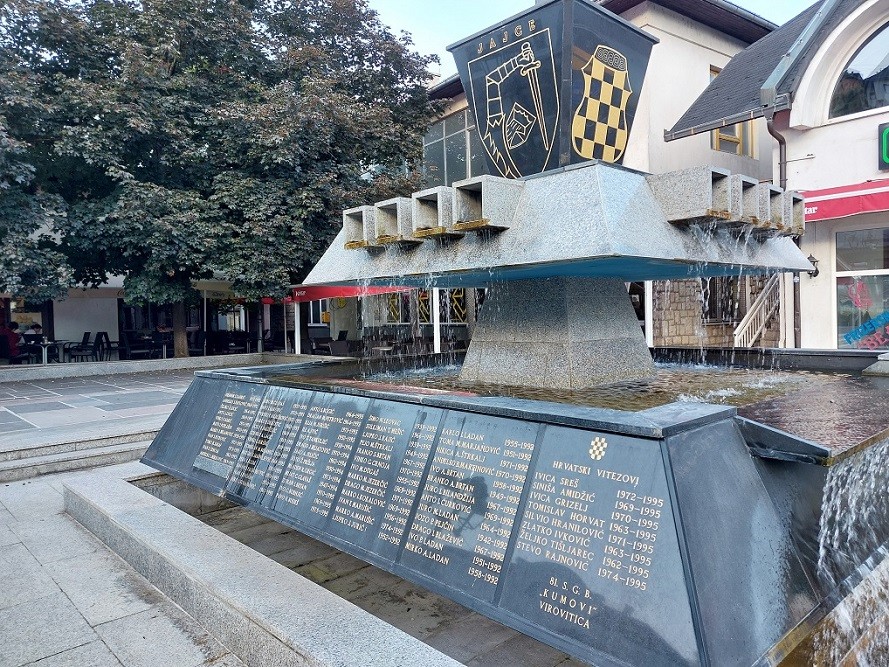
[307,163,808,388]
[141,2,889,665]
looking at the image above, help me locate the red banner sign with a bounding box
[289,285,408,303]
[803,179,889,222]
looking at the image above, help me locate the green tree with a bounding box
[0,118,72,304]
[1,0,437,355]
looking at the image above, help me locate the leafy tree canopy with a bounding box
[1,0,438,311]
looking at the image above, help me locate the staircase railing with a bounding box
[733,274,781,348]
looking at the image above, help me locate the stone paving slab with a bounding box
[21,639,124,667]
[9,514,101,565]
[95,604,232,667]
[0,542,61,609]
[44,548,160,626]
[0,592,97,667]
[0,469,246,667]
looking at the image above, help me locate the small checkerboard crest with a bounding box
[571,45,632,163]
[589,437,608,461]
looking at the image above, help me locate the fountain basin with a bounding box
[142,359,889,666]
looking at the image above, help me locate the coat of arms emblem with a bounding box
[467,29,560,178]
[571,45,632,163]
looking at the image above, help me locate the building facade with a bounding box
[673,0,889,351]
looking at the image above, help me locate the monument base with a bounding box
[460,277,654,389]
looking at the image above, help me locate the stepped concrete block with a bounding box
[64,469,463,667]
[411,186,457,238]
[786,191,806,236]
[452,175,524,231]
[308,162,812,291]
[373,196,413,243]
[730,174,760,223]
[646,165,733,224]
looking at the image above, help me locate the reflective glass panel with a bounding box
[837,276,889,349]
[469,126,489,178]
[423,140,445,187]
[444,110,466,137]
[829,23,889,118]
[835,228,889,271]
[423,121,444,146]
[445,131,467,185]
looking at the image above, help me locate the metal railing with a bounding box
[733,274,781,348]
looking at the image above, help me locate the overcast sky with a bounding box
[369,0,815,78]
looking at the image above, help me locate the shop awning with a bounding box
[289,285,409,303]
[803,179,889,222]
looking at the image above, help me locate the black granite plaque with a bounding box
[499,425,698,666]
[190,382,263,491]
[224,386,315,506]
[399,411,541,605]
[267,391,371,529]
[145,370,843,667]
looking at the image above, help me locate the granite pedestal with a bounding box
[460,277,654,388]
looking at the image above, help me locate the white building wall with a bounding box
[775,0,889,348]
[619,2,773,179]
[53,289,119,342]
[781,110,889,191]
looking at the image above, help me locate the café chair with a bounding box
[70,336,104,362]
[64,332,91,362]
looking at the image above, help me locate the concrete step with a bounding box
[0,440,151,482]
[0,429,158,463]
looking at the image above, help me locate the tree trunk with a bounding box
[172,301,188,358]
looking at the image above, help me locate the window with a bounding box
[709,67,752,156]
[836,228,889,349]
[423,109,489,186]
[444,288,468,323]
[702,277,739,323]
[830,23,889,118]
[386,292,410,324]
[308,299,328,325]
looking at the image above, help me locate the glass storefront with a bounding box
[836,228,889,349]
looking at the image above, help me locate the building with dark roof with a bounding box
[669,0,889,351]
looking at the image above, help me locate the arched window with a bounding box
[829,22,889,118]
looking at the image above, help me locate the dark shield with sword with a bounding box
[467,29,560,179]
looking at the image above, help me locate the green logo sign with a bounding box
[879,123,889,170]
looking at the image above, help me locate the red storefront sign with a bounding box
[803,179,889,222]
[290,285,408,303]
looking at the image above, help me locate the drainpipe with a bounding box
[766,115,787,190]
[767,114,800,348]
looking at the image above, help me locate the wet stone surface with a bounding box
[349,364,889,454]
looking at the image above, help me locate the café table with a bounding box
[38,339,67,365]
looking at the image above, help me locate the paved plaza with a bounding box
[0,367,247,667]
[0,369,196,439]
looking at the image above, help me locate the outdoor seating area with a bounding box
[1,319,472,367]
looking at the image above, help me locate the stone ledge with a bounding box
[0,352,318,382]
[63,466,462,667]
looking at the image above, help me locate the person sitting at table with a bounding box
[24,323,42,335]
[1,321,30,363]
